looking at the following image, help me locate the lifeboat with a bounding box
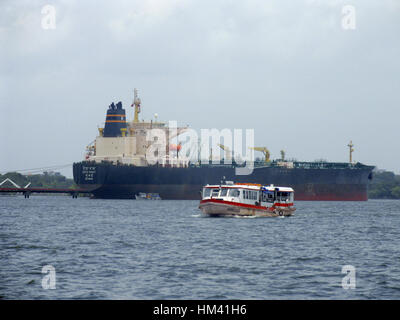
[169,144,182,151]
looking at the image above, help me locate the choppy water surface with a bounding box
[1,196,399,299]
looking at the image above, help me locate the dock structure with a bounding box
[0,178,91,198]
[0,187,91,198]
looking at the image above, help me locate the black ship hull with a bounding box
[73,161,374,201]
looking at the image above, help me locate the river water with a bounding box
[1,196,399,299]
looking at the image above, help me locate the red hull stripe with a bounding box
[200,199,294,211]
[200,199,270,211]
[274,203,294,207]
[295,195,367,201]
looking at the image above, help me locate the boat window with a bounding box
[278,192,290,201]
[262,192,274,202]
[220,188,228,197]
[228,188,240,197]
[248,190,257,200]
[203,188,211,198]
[211,189,220,197]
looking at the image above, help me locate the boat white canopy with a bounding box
[203,183,294,192]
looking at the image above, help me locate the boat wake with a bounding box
[233,215,257,219]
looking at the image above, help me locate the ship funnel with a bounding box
[103,101,127,137]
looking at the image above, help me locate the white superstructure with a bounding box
[84,89,189,167]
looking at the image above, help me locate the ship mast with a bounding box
[131,88,141,123]
[347,140,354,163]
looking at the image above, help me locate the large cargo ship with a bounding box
[73,90,374,200]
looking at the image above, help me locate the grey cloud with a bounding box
[1,0,399,176]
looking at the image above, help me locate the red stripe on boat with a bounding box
[200,199,293,211]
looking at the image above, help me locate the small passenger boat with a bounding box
[135,192,162,200]
[199,182,296,217]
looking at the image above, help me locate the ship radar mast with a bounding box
[131,88,141,123]
[348,140,354,163]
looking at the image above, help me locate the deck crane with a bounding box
[249,147,270,162]
[217,144,232,161]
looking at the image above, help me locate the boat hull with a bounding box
[199,199,295,217]
[73,161,374,200]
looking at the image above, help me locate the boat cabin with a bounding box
[201,183,294,207]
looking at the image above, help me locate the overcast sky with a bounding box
[1,0,399,177]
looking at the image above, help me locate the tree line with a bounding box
[368,170,400,199]
[0,172,75,189]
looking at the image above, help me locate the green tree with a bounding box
[391,186,400,199]
[369,170,400,199]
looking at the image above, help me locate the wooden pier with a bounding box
[0,187,91,198]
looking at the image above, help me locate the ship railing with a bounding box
[190,160,365,169]
[78,159,369,170]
